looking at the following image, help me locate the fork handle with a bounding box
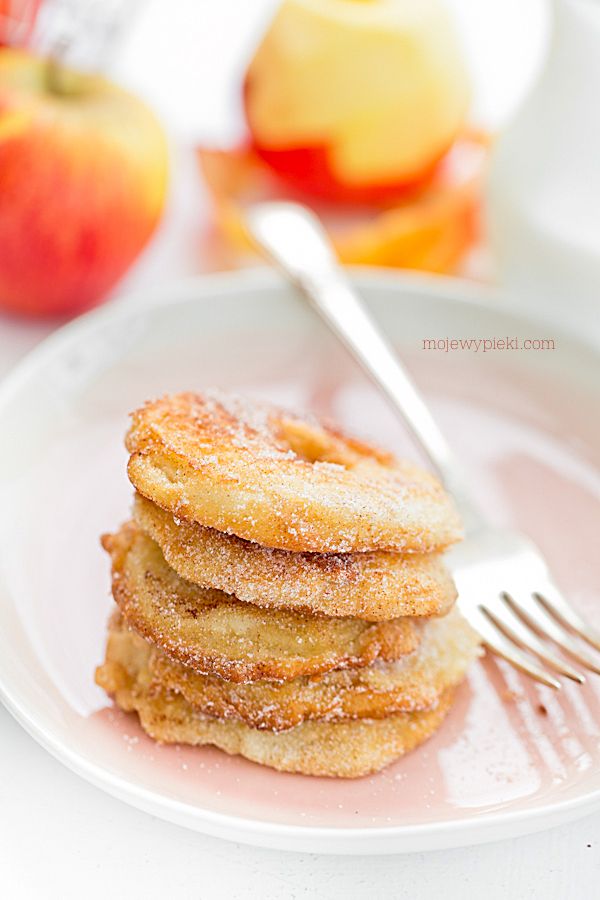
[246,202,485,534]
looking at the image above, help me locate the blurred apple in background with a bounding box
[0,0,42,47]
[244,0,470,203]
[201,0,482,274]
[0,48,168,318]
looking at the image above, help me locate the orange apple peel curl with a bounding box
[197,131,488,274]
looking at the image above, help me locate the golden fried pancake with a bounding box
[103,607,479,731]
[95,626,455,778]
[103,523,422,683]
[133,492,457,620]
[126,391,462,553]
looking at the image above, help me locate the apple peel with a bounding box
[197,131,488,274]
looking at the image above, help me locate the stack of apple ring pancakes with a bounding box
[96,391,480,778]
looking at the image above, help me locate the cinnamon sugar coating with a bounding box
[133,492,456,621]
[94,390,476,776]
[99,608,479,732]
[95,619,456,778]
[126,391,462,554]
[102,523,423,684]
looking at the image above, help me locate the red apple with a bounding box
[0,49,168,317]
[0,0,41,47]
[244,0,470,203]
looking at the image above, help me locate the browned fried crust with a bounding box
[126,391,462,554]
[103,523,423,683]
[133,493,457,621]
[98,608,480,731]
[95,623,456,778]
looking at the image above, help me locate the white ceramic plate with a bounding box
[0,269,599,854]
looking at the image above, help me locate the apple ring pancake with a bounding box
[126,391,462,553]
[133,492,456,620]
[103,523,422,683]
[95,626,455,778]
[101,607,479,731]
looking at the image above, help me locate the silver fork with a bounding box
[246,201,600,690]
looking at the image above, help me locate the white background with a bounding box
[2,1,599,897]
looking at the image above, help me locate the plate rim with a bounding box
[1,266,600,854]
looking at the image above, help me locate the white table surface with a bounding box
[2,3,599,895]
